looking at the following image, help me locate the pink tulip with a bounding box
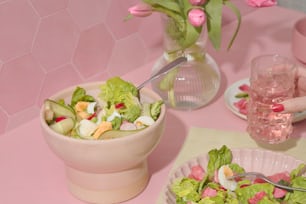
[128,3,153,17]
[246,0,277,7]
[188,8,206,27]
[189,0,207,6]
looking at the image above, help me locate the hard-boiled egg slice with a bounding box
[87,102,97,114]
[78,119,98,137]
[134,116,155,129]
[107,110,121,122]
[218,165,237,191]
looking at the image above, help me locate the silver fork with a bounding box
[228,171,306,192]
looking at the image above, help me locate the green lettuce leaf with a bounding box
[99,77,141,122]
[285,176,306,203]
[228,163,245,174]
[171,178,201,202]
[290,163,306,180]
[207,145,232,179]
[150,100,163,120]
[71,86,95,107]
[235,183,275,203]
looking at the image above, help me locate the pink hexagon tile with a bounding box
[67,0,110,31]
[105,0,142,40]
[37,64,83,105]
[0,0,39,61]
[0,54,44,115]
[0,108,8,135]
[84,71,111,83]
[73,23,114,78]
[29,0,68,17]
[107,34,147,76]
[32,10,79,72]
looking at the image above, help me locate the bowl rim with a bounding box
[40,81,166,144]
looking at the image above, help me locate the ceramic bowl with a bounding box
[40,81,166,204]
[164,148,305,203]
[292,17,306,64]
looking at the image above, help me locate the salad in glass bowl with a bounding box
[43,77,163,140]
[167,146,306,204]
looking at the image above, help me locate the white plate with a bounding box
[164,148,305,203]
[224,78,306,123]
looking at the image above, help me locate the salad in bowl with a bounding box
[43,77,163,140]
[166,146,306,204]
[40,77,166,203]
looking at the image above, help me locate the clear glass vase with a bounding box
[151,16,221,110]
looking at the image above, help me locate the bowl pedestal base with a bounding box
[65,161,149,204]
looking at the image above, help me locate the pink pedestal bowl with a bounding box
[40,82,166,204]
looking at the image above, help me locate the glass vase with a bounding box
[151,16,221,110]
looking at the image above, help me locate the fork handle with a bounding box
[268,181,306,192]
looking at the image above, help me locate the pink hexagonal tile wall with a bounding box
[73,23,114,78]
[108,34,147,76]
[105,0,142,40]
[0,54,44,115]
[38,64,83,105]
[0,0,39,61]
[0,0,250,136]
[32,10,79,72]
[30,0,68,17]
[67,0,110,30]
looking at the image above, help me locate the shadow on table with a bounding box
[147,111,188,174]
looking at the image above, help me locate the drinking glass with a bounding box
[247,54,296,144]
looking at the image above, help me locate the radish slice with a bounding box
[120,122,137,130]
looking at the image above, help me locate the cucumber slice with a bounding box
[49,117,75,135]
[234,92,249,98]
[44,99,76,120]
[98,128,146,140]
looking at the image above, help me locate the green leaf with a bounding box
[207,145,232,179]
[143,0,181,13]
[204,0,223,50]
[179,0,194,19]
[224,0,241,50]
[71,87,95,107]
[179,21,202,49]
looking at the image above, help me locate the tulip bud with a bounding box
[188,9,206,27]
[189,0,207,6]
[246,0,277,7]
[128,3,153,17]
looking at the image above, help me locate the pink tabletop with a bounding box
[1,5,306,204]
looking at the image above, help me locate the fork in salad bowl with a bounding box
[228,171,306,192]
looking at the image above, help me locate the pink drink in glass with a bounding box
[247,55,296,144]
